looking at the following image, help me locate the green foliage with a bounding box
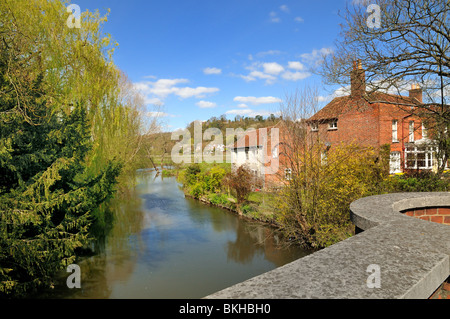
[185,114,282,142]
[189,182,205,199]
[208,193,230,206]
[276,143,386,249]
[241,204,253,214]
[0,103,121,297]
[384,170,450,192]
[178,163,231,199]
[0,0,142,297]
[203,166,227,193]
[161,169,176,177]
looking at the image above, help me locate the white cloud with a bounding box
[240,71,277,84]
[294,16,304,23]
[234,96,282,105]
[196,100,217,108]
[300,47,334,67]
[135,78,189,98]
[225,109,253,116]
[144,97,164,106]
[269,11,280,23]
[134,78,219,102]
[281,71,311,81]
[226,108,280,117]
[146,111,175,118]
[317,95,333,103]
[176,86,219,99]
[237,103,248,108]
[239,59,311,84]
[287,61,304,71]
[280,5,290,13]
[262,62,285,75]
[203,67,222,75]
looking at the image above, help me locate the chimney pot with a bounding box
[409,84,423,103]
[350,59,365,98]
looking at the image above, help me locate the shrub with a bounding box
[189,181,204,199]
[386,170,449,192]
[276,143,385,249]
[209,193,230,206]
[184,164,201,186]
[223,165,253,205]
[204,166,227,193]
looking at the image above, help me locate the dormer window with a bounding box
[328,119,338,130]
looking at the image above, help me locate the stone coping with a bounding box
[205,192,450,299]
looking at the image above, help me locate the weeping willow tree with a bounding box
[0,0,153,296]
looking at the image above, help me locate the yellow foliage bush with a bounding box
[276,142,387,248]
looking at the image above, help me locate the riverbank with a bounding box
[171,163,300,247]
[184,191,278,226]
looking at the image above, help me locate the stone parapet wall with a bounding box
[206,192,450,299]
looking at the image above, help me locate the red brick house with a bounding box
[307,60,443,174]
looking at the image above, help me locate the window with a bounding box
[284,168,292,180]
[328,119,338,130]
[272,145,278,158]
[245,148,249,160]
[389,151,401,174]
[422,123,427,139]
[392,120,398,142]
[409,121,414,142]
[311,123,318,132]
[404,146,435,170]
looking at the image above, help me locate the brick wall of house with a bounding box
[377,103,425,157]
[313,103,380,148]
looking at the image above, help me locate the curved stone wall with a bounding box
[207,192,450,299]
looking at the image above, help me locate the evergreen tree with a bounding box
[0,0,141,297]
[0,69,121,296]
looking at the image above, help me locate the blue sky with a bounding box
[73,0,355,131]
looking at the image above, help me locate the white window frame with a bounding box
[392,120,398,142]
[311,123,318,132]
[389,151,401,174]
[272,145,278,159]
[404,146,435,170]
[422,122,427,139]
[328,119,338,130]
[409,121,414,142]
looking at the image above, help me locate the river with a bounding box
[41,169,311,299]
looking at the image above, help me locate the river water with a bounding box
[43,169,310,299]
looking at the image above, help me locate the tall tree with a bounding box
[0,0,150,296]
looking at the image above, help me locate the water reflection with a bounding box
[40,169,310,299]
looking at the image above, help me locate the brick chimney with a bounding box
[409,83,423,103]
[350,59,366,98]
